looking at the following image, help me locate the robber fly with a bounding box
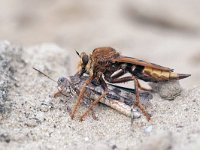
[71,47,190,122]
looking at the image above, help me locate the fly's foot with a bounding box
[131,108,141,125]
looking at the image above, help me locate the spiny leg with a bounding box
[85,99,99,121]
[111,69,125,79]
[91,109,98,120]
[80,78,108,121]
[131,76,151,122]
[85,91,99,120]
[110,66,151,92]
[70,76,93,119]
[80,91,108,121]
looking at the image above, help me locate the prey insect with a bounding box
[54,74,153,119]
[71,47,190,122]
[33,67,152,119]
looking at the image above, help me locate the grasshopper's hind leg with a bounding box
[105,75,151,123]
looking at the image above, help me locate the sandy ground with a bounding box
[0,41,200,150]
[0,0,200,149]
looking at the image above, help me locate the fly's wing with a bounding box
[112,56,173,71]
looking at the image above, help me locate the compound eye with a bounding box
[82,54,89,65]
[60,77,65,82]
[58,77,65,84]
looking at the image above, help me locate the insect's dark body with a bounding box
[91,47,189,84]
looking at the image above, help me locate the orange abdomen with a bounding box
[143,67,190,81]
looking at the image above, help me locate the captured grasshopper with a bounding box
[54,74,153,119]
[33,68,152,119]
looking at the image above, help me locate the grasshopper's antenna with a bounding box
[33,67,69,98]
[33,67,57,83]
[75,49,80,58]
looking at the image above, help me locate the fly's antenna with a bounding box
[33,67,57,83]
[75,49,80,58]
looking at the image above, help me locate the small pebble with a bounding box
[85,137,89,142]
[112,144,117,150]
[36,112,45,122]
[40,105,50,112]
[40,99,53,112]
[131,108,141,119]
[149,80,182,100]
[144,125,153,133]
[25,118,41,127]
[0,133,10,143]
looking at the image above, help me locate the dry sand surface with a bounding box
[0,0,200,149]
[0,41,200,150]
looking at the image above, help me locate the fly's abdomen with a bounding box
[143,67,190,81]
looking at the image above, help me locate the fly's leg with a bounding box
[111,69,125,79]
[105,76,151,123]
[85,91,99,120]
[70,76,93,119]
[131,76,151,122]
[91,109,98,120]
[80,77,108,121]
[80,91,108,121]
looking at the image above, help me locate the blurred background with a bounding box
[0,0,200,87]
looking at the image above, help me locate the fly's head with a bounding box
[76,51,93,77]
